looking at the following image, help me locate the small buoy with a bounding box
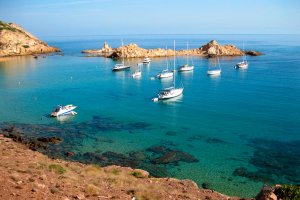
[152,98,159,102]
[150,77,155,80]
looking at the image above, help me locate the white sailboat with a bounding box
[236,42,249,68]
[142,57,151,64]
[207,55,221,76]
[132,63,142,78]
[112,39,131,71]
[153,40,183,101]
[156,47,174,79]
[178,42,194,72]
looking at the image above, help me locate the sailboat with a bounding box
[156,47,174,79]
[112,39,131,71]
[207,55,221,76]
[153,40,183,101]
[236,42,249,68]
[178,42,194,72]
[132,63,142,78]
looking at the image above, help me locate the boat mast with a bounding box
[166,46,169,71]
[173,40,176,87]
[187,42,189,65]
[121,39,124,65]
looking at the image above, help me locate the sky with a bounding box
[0,0,300,37]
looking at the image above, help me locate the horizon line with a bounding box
[38,33,300,38]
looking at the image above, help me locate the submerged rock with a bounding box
[37,137,63,144]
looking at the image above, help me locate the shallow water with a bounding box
[1,34,300,197]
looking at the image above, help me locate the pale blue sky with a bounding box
[0,0,299,36]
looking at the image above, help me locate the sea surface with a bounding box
[0,34,300,197]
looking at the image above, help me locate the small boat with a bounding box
[51,104,77,117]
[157,48,173,79]
[207,56,221,76]
[132,63,142,78]
[142,57,151,64]
[236,42,249,69]
[112,39,131,71]
[178,64,194,72]
[178,42,194,72]
[153,40,183,101]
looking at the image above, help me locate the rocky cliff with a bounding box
[82,40,261,58]
[0,21,60,57]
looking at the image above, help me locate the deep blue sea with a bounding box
[1,34,300,197]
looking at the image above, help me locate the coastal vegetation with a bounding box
[0,20,60,57]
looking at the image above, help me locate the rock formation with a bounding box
[82,40,262,58]
[0,21,60,57]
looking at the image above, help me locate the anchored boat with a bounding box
[178,42,194,72]
[153,40,183,102]
[51,104,77,117]
[112,39,131,71]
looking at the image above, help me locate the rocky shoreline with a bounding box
[0,21,60,57]
[0,134,245,200]
[82,40,262,58]
[1,125,298,200]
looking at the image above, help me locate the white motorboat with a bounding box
[153,40,183,102]
[132,63,142,78]
[112,39,131,71]
[51,104,77,117]
[178,42,194,72]
[142,57,151,64]
[236,42,249,69]
[207,55,221,76]
[157,48,173,79]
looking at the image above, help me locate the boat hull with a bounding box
[207,69,221,76]
[236,62,248,68]
[178,65,194,72]
[158,88,183,100]
[51,106,77,117]
[157,72,173,78]
[112,66,131,71]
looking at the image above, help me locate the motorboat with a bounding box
[153,40,183,102]
[142,57,151,64]
[51,104,77,117]
[178,42,194,72]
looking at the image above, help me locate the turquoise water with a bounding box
[1,35,300,197]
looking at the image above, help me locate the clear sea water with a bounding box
[0,34,300,197]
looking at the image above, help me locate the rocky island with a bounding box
[0,21,60,57]
[82,40,262,58]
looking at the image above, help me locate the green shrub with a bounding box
[48,164,66,174]
[130,171,145,178]
[23,45,29,48]
[275,185,300,200]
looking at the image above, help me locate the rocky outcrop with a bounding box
[82,41,113,55]
[82,40,261,58]
[0,21,60,57]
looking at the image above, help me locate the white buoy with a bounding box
[150,77,155,80]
